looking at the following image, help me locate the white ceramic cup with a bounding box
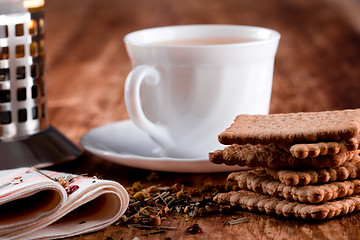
[124,25,280,159]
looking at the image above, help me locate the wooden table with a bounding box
[44,0,360,239]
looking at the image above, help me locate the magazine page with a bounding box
[0,168,129,240]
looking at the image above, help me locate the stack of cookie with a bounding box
[209,109,360,220]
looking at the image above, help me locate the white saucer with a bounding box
[80,120,245,173]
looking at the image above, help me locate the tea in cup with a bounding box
[124,24,280,159]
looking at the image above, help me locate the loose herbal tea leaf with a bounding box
[228,217,247,225]
[186,224,203,235]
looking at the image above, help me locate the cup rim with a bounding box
[124,24,281,48]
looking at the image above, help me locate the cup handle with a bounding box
[124,65,172,147]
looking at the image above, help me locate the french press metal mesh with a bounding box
[0,0,81,170]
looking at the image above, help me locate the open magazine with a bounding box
[0,167,129,240]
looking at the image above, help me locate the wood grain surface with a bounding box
[43,0,360,239]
